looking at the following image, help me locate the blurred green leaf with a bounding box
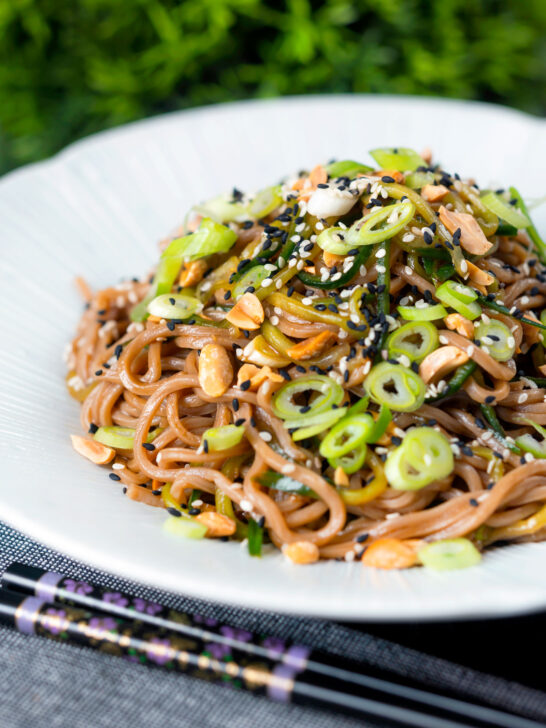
[0,0,544,174]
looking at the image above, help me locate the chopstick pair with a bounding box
[0,563,540,728]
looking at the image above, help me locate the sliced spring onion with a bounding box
[509,186,546,264]
[474,319,516,362]
[272,375,344,419]
[368,404,392,443]
[319,414,375,459]
[289,407,348,442]
[258,470,316,497]
[329,445,368,474]
[247,185,283,219]
[130,255,187,322]
[515,433,546,458]
[163,516,207,539]
[435,280,481,321]
[481,191,530,230]
[346,201,415,247]
[232,264,271,299]
[193,195,247,224]
[297,244,373,291]
[346,395,370,417]
[202,424,245,452]
[163,217,237,263]
[477,295,546,332]
[325,160,373,178]
[247,518,263,557]
[397,303,448,321]
[369,147,426,172]
[146,293,203,320]
[94,426,162,450]
[418,538,481,571]
[387,321,439,363]
[331,445,367,474]
[404,171,435,189]
[364,362,426,412]
[385,427,454,490]
[316,227,354,255]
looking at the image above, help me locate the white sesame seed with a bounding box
[259,431,272,442]
[111,462,125,471]
[261,278,273,288]
[270,315,280,326]
[281,463,295,474]
[376,248,386,258]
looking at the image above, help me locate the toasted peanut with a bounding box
[362,538,418,569]
[377,169,405,184]
[323,251,346,268]
[309,164,328,187]
[236,363,284,390]
[226,292,264,330]
[421,184,448,203]
[445,313,475,339]
[419,345,470,384]
[71,435,115,464]
[420,147,432,165]
[334,466,349,487]
[286,330,336,361]
[179,259,208,288]
[195,511,236,537]
[283,541,320,565]
[439,206,493,256]
[198,344,233,397]
[466,260,495,290]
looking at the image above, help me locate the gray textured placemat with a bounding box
[0,522,544,728]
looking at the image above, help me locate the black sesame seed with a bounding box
[224,291,232,300]
[151,489,162,496]
[232,398,240,412]
[167,507,181,518]
[142,443,156,451]
[189,507,200,516]
[88,423,99,434]
[485,395,495,404]
[257,516,266,528]
[166,321,175,331]
[203,440,209,454]
[356,533,369,543]
[95,369,103,376]
[109,473,121,481]
[240,379,251,391]
[235,418,245,427]
[381,175,395,183]
[250,417,257,427]
[469,498,479,507]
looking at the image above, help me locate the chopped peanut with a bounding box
[421,184,448,203]
[198,343,233,397]
[419,345,470,384]
[309,164,328,188]
[445,313,475,339]
[323,251,346,268]
[226,292,264,330]
[466,261,495,289]
[377,169,405,184]
[283,541,320,565]
[236,363,284,390]
[179,259,208,288]
[420,147,432,165]
[334,466,349,487]
[71,435,115,464]
[439,206,493,256]
[286,330,336,361]
[361,538,418,569]
[195,511,236,537]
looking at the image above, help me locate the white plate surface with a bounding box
[1,95,545,621]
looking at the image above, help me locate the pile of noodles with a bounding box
[66,152,546,563]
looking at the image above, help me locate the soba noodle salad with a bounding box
[67,147,546,570]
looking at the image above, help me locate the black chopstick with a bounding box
[1,563,541,728]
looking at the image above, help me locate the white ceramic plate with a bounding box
[1,95,545,621]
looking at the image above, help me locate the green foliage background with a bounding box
[1,0,545,175]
